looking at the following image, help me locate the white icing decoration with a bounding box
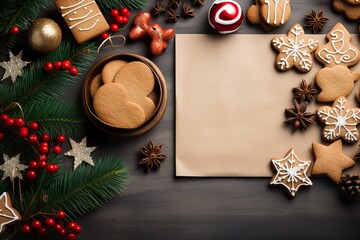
[74,11,77,14]
[271,149,312,197]
[69,10,93,21]
[317,30,359,65]
[61,1,95,17]
[264,0,289,25]
[79,19,99,31]
[281,0,289,24]
[84,7,87,10]
[317,97,360,143]
[59,0,84,9]
[272,25,318,71]
[0,192,20,232]
[69,13,100,29]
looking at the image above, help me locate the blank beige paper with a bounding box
[175,34,360,177]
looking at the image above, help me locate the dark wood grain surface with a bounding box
[76,1,360,239]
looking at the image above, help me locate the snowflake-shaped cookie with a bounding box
[317,96,360,143]
[270,148,312,197]
[272,24,319,72]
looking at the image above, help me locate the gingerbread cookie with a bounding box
[55,0,110,44]
[272,24,319,72]
[101,60,127,84]
[316,65,360,102]
[0,192,21,233]
[270,148,312,197]
[114,61,155,120]
[90,74,103,98]
[333,0,360,21]
[246,0,274,31]
[312,140,356,183]
[317,96,360,143]
[316,23,360,68]
[93,83,146,129]
[259,0,291,27]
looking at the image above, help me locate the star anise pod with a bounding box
[192,0,204,6]
[181,3,195,18]
[292,79,318,103]
[304,10,329,34]
[284,100,316,131]
[166,9,180,23]
[168,0,181,9]
[152,1,166,16]
[339,175,360,196]
[139,140,167,172]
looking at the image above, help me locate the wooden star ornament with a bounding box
[312,140,356,183]
[0,192,21,234]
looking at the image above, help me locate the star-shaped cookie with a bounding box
[0,192,21,233]
[312,140,356,183]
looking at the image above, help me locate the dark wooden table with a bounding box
[77,1,360,239]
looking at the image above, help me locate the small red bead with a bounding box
[54,223,63,231]
[47,164,58,173]
[1,114,8,121]
[45,218,55,226]
[52,145,62,155]
[69,67,78,76]
[39,145,49,154]
[43,62,54,72]
[56,134,66,143]
[55,61,63,71]
[101,32,109,39]
[115,16,125,24]
[62,60,72,70]
[120,7,130,18]
[27,170,37,180]
[14,118,25,127]
[38,160,47,169]
[123,17,129,24]
[110,23,119,32]
[29,160,38,170]
[111,9,120,18]
[40,142,49,148]
[68,222,77,230]
[31,220,42,229]
[5,118,14,126]
[38,227,46,235]
[21,224,31,234]
[41,133,50,142]
[57,210,66,219]
[59,229,67,236]
[66,233,77,240]
[0,133,4,140]
[29,121,39,130]
[37,154,47,162]
[9,26,19,35]
[28,134,38,144]
[19,127,29,138]
[74,225,82,233]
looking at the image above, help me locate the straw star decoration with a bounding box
[64,137,96,170]
[0,154,27,183]
[0,50,30,83]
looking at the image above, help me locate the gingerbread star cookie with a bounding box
[317,96,360,143]
[312,140,356,183]
[0,192,21,233]
[316,23,360,68]
[270,148,312,197]
[272,24,319,72]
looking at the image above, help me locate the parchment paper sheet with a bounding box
[175,34,360,177]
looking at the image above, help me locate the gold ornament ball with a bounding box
[28,18,62,53]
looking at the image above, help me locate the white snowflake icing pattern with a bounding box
[272,25,318,71]
[271,149,312,197]
[317,97,360,143]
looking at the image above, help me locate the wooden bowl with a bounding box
[82,52,168,137]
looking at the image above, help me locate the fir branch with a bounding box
[97,0,146,11]
[0,40,97,106]
[0,179,10,194]
[44,156,128,219]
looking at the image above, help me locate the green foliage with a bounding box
[97,0,146,11]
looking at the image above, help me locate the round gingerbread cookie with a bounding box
[93,83,146,129]
[102,60,128,84]
[90,74,103,98]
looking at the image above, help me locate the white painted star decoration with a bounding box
[64,137,96,170]
[0,154,27,183]
[0,50,31,84]
[270,149,312,197]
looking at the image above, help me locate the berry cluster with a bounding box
[43,60,78,76]
[101,7,131,39]
[22,210,82,239]
[0,113,66,180]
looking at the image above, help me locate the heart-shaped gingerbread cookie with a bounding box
[102,60,128,84]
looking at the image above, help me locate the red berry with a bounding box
[121,7,130,18]
[5,118,14,126]
[19,127,29,138]
[101,32,109,39]
[27,170,37,180]
[37,154,47,162]
[9,26,19,35]
[45,218,55,226]
[22,224,31,234]
[47,164,58,173]
[59,229,67,236]
[31,220,42,229]
[39,227,46,235]
[110,23,119,32]
[40,142,49,148]
[28,134,38,144]
[74,225,82,233]
[67,233,77,240]
[122,16,129,24]
[29,160,38,170]
[57,210,66,219]
[69,67,78,76]
[54,223,63,231]
[52,145,62,155]
[1,114,8,121]
[14,118,25,127]
[43,62,54,72]
[56,134,66,143]
[41,133,50,142]
[38,160,47,169]
[62,60,72,70]
[68,222,77,230]
[0,133,4,140]
[55,61,63,71]
[39,145,49,154]
[115,16,125,24]
[111,9,120,18]
[29,122,39,130]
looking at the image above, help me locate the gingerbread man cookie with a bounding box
[259,0,291,27]
[316,23,360,68]
[247,0,274,31]
[272,24,319,72]
[333,0,360,21]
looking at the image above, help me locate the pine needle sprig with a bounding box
[97,0,146,11]
[43,156,128,219]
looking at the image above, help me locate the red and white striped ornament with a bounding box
[208,0,243,34]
